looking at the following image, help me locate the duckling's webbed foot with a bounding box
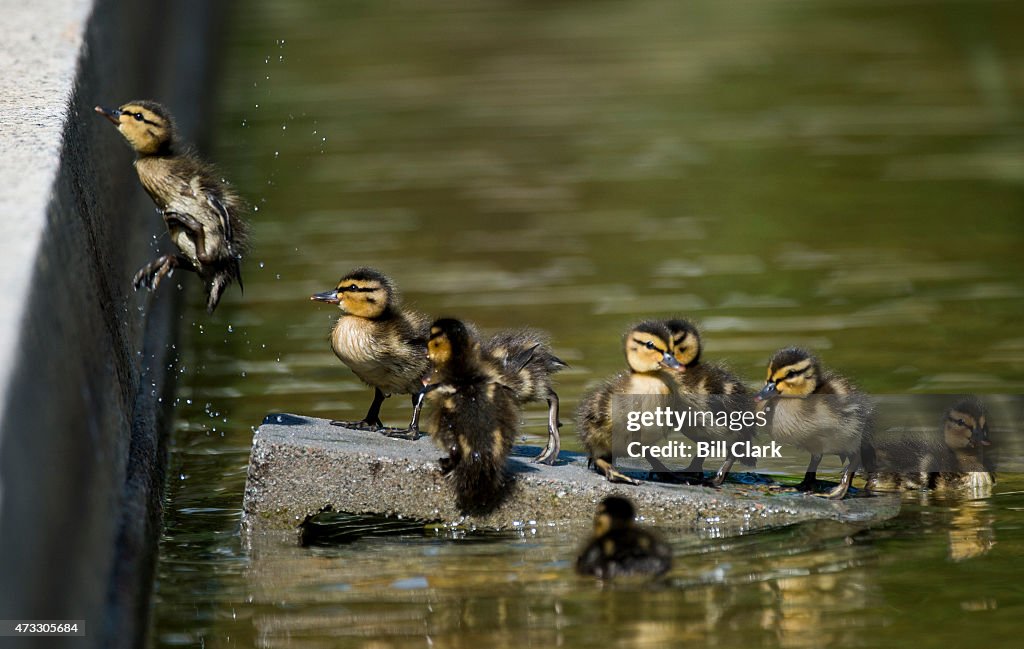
[133,254,193,291]
[379,426,421,441]
[330,418,384,431]
[595,458,640,485]
[793,474,818,492]
[332,387,388,431]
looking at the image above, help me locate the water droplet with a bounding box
[258,262,265,269]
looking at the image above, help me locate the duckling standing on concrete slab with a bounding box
[865,398,994,493]
[95,100,248,313]
[311,267,430,438]
[755,348,873,499]
[482,329,567,464]
[663,319,757,486]
[577,321,683,485]
[422,318,518,514]
[576,496,672,579]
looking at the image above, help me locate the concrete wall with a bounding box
[0,1,220,647]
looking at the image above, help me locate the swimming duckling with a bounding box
[481,329,567,464]
[577,321,683,485]
[755,348,873,499]
[663,318,756,486]
[311,268,430,437]
[576,496,673,579]
[865,398,994,492]
[95,100,248,313]
[422,318,518,514]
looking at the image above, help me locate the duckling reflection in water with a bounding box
[482,329,567,464]
[755,348,873,499]
[577,321,683,485]
[311,268,429,438]
[576,496,672,579]
[865,398,995,494]
[421,318,518,514]
[95,100,248,313]
[663,318,756,486]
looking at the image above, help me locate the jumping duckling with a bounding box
[577,321,683,485]
[865,398,994,492]
[422,318,518,514]
[576,496,672,579]
[664,318,756,486]
[755,348,873,499]
[311,268,430,437]
[95,100,248,313]
[482,329,567,465]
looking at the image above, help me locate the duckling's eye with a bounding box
[133,112,144,121]
[956,419,966,427]
[645,341,655,350]
[350,284,358,291]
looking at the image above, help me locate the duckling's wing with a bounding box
[205,190,234,250]
[507,343,540,375]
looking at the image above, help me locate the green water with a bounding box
[152,1,1024,647]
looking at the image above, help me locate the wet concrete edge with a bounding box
[0,2,222,647]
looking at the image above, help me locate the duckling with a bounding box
[311,268,430,437]
[422,318,518,514]
[576,496,672,579]
[663,318,756,486]
[576,321,683,485]
[755,348,873,499]
[865,398,994,492]
[95,100,248,313]
[481,329,567,464]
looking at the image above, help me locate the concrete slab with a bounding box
[0,1,223,647]
[242,414,900,542]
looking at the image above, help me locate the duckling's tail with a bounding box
[206,259,243,314]
[450,448,511,515]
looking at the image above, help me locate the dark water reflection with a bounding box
[153,0,1024,647]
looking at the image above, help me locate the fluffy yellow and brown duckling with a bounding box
[865,398,994,493]
[664,318,756,486]
[755,348,873,499]
[422,318,518,514]
[95,100,248,313]
[576,496,672,579]
[481,329,567,464]
[311,267,430,437]
[576,321,683,485]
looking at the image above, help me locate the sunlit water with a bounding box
[151,1,1024,647]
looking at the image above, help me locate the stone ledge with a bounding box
[242,414,900,542]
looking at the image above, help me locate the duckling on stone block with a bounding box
[311,267,429,438]
[755,347,873,499]
[421,318,519,514]
[577,321,683,485]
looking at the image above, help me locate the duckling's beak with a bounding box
[969,426,991,448]
[660,352,682,370]
[310,289,339,304]
[94,105,121,126]
[754,382,778,402]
